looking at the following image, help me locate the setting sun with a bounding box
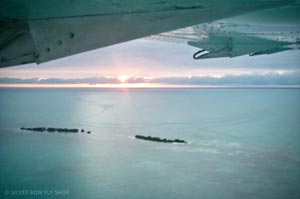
[118,75,129,83]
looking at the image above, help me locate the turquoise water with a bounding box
[0,88,300,199]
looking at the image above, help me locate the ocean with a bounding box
[0,88,299,199]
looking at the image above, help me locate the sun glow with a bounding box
[118,75,129,83]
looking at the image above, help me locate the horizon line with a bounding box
[0,83,299,89]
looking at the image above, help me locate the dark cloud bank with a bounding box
[0,73,300,86]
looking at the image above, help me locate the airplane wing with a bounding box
[147,25,298,59]
[0,0,298,68]
[147,5,300,59]
[187,22,299,59]
[188,35,295,59]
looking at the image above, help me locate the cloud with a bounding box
[0,77,117,84]
[38,77,119,84]
[0,77,40,84]
[151,72,300,85]
[1,72,299,86]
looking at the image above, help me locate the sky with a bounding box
[0,38,300,87]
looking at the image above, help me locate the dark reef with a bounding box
[135,135,187,144]
[20,127,91,134]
